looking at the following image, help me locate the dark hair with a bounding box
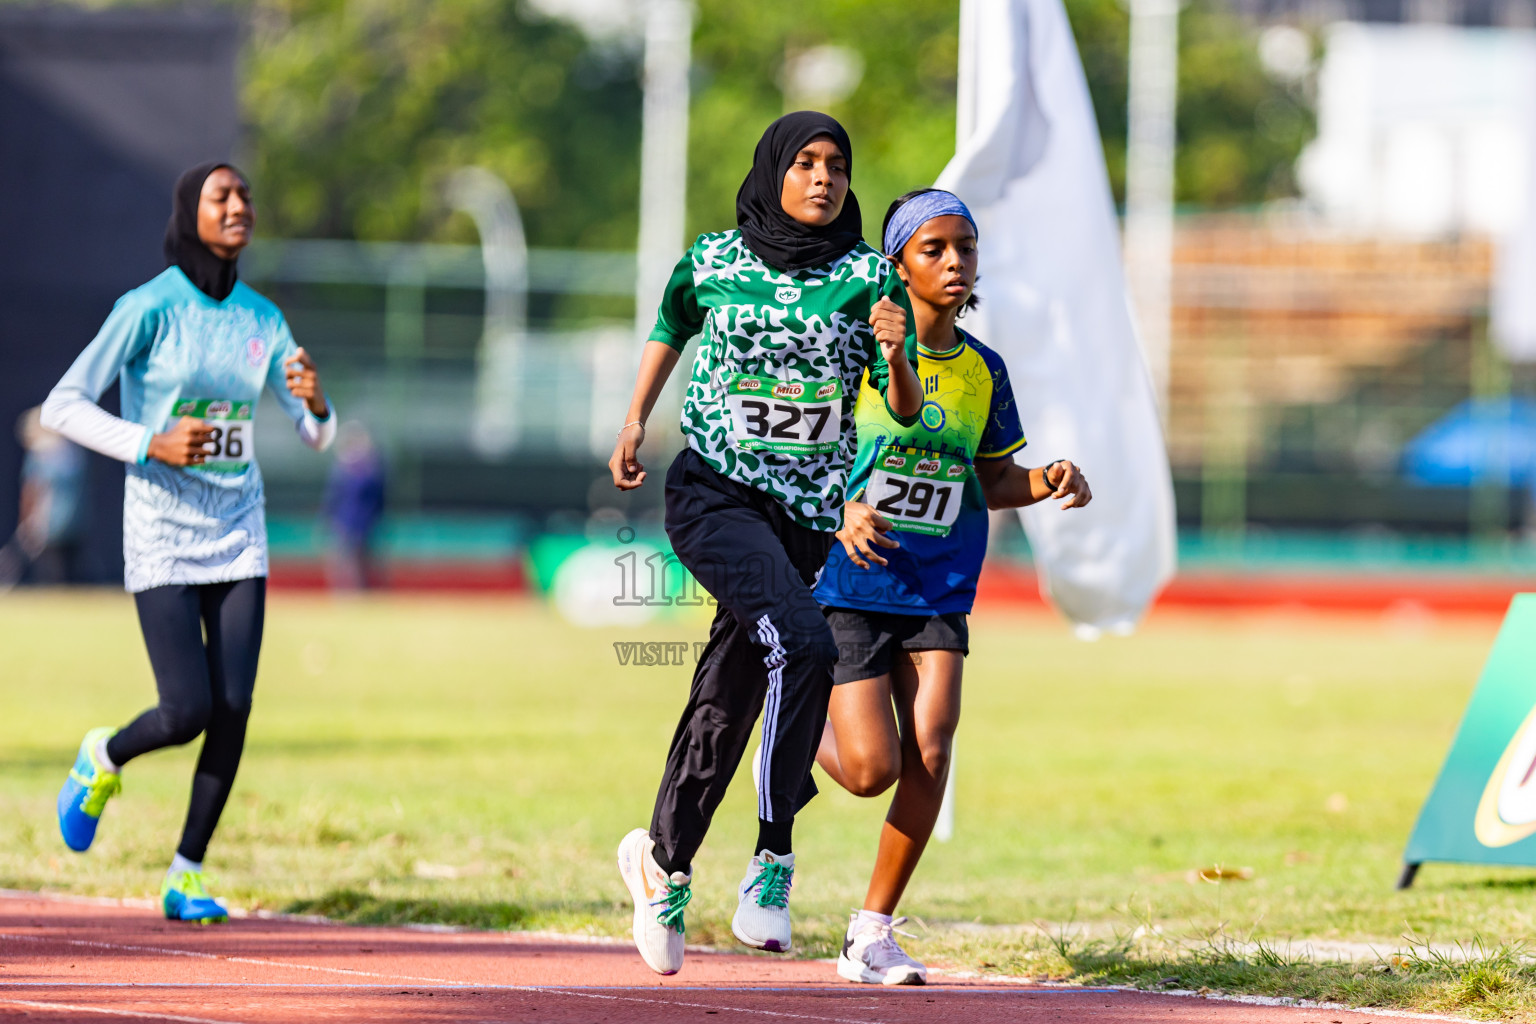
[881,188,980,315]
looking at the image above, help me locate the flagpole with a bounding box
[634,0,693,338]
[1124,0,1179,422]
[589,0,694,456]
[933,0,982,844]
[448,167,528,457]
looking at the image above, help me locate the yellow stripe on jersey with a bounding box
[977,435,1028,461]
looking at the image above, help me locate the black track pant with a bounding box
[105,577,265,863]
[649,449,837,873]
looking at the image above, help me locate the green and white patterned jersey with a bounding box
[649,229,917,532]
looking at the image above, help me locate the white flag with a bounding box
[1492,56,1536,362]
[936,0,1177,633]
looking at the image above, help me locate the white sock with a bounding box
[168,853,202,877]
[854,909,893,932]
[94,737,119,775]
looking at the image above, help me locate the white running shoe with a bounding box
[731,849,794,952]
[617,828,691,975]
[837,913,927,985]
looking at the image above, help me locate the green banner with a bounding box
[1404,594,1536,875]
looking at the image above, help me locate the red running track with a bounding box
[0,892,1433,1024]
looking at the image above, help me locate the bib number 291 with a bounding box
[864,451,968,536]
[726,375,842,456]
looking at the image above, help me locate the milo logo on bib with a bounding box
[725,373,843,457]
[865,446,970,537]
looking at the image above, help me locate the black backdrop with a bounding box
[0,7,239,581]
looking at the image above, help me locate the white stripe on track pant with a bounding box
[646,449,838,871]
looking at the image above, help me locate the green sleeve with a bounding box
[864,269,920,426]
[646,245,704,351]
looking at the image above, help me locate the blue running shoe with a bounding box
[162,870,228,924]
[57,727,122,852]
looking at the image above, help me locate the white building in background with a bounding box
[1298,21,1536,238]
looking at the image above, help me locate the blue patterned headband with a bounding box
[882,190,977,257]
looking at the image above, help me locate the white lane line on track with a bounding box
[0,931,460,985]
[0,890,630,944]
[0,991,875,1024]
[0,933,880,1024]
[0,897,1487,1023]
[0,981,1104,993]
[512,990,882,1023]
[0,1000,250,1024]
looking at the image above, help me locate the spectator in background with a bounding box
[323,422,386,589]
[5,406,87,585]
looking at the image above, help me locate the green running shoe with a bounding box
[57,727,121,852]
[161,869,229,924]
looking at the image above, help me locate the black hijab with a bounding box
[163,161,243,301]
[735,111,863,272]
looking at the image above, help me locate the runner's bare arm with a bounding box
[975,458,1092,511]
[837,500,901,569]
[610,341,683,490]
[868,297,922,419]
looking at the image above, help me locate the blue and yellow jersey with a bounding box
[814,329,1026,616]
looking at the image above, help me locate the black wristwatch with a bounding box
[1041,460,1065,491]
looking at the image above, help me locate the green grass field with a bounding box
[5,590,1535,1017]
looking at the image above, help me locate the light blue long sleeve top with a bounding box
[42,266,335,592]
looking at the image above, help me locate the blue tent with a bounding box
[1402,398,1536,488]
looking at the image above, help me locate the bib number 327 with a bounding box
[173,398,254,471]
[725,375,842,456]
[865,450,969,536]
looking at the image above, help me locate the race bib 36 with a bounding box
[173,398,254,471]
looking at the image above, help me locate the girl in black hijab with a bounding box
[608,111,921,976]
[45,161,336,925]
[163,160,243,301]
[735,110,864,271]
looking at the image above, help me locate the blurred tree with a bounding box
[1169,0,1315,205]
[237,0,1312,245]
[242,0,643,247]
[682,0,1314,233]
[682,0,961,241]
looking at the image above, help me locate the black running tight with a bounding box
[105,577,265,862]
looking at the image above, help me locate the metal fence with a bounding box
[242,239,686,522]
[246,224,1525,548]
